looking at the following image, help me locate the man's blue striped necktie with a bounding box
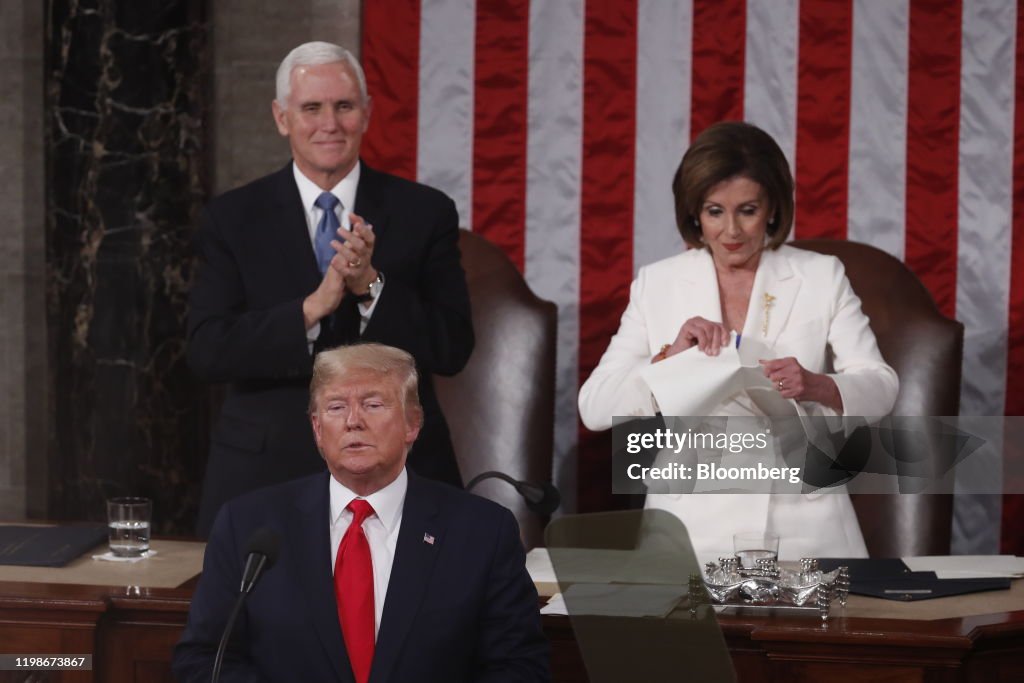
[314,192,343,274]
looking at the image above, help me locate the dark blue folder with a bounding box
[0,524,108,567]
[818,558,1011,601]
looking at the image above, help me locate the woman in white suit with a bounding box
[579,122,898,563]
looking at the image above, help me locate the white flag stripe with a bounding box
[847,0,909,257]
[417,0,476,229]
[744,0,799,178]
[632,0,691,272]
[956,0,1015,419]
[524,0,586,512]
[950,0,1017,554]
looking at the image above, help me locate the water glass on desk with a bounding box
[733,531,779,568]
[107,497,151,557]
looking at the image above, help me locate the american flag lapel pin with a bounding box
[423,532,435,545]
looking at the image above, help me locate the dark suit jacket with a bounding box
[188,162,474,536]
[173,471,549,682]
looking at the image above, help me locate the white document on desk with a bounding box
[527,547,690,587]
[903,555,1024,579]
[638,336,799,417]
[540,584,685,618]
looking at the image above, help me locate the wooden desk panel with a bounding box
[1,578,1023,681]
[545,605,1024,682]
[0,581,192,683]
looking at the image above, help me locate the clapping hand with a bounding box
[337,213,377,295]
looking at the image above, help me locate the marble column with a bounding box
[46,0,209,532]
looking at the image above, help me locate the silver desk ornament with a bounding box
[693,557,850,621]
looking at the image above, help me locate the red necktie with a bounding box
[335,499,375,683]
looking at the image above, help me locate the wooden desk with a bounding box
[2,544,1023,682]
[0,539,201,683]
[546,584,1024,682]
[0,580,193,683]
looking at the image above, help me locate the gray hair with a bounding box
[309,343,422,424]
[275,41,368,109]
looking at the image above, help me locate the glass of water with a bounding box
[106,497,152,557]
[733,531,779,568]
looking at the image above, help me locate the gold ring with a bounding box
[778,380,784,390]
[350,258,362,267]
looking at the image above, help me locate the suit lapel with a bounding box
[267,162,323,295]
[288,473,353,683]
[669,250,722,333]
[369,474,443,683]
[319,161,393,340]
[739,247,801,363]
[352,162,392,258]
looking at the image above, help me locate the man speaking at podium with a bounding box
[173,344,548,682]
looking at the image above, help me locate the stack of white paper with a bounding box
[540,583,685,618]
[638,336,797,417]
[902,555,1024,579]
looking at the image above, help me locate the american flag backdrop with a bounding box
[360,0,1024,554]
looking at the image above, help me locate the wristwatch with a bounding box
[356,271,385,303]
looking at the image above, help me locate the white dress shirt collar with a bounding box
[292,160,360,233]
[329,466,407,535]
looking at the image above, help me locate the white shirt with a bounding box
[292,161,383,342]
[329,468,407,637]
[293,160,359,240]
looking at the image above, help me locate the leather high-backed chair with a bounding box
[434,230,558,549]
[794,240,964,557]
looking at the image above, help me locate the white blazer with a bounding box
[579,245,898,429]
[578,245,899,562]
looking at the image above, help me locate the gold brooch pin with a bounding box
[762,293,776,336]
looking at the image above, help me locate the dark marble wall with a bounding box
[45,0,209,533]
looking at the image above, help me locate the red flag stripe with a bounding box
[1006,0,1024,418]
[577,0,639,512]
[472,0,530,270]
[904,0,961,319]
[690,0,746,138]
[794,0,853,240]
[361,0,420,180]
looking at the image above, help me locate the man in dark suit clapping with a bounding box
[174,344,548,682]
[188,42,473,536]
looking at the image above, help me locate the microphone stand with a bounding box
[211,531,277,683]
[211,592,247,683]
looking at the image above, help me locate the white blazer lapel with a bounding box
[682,248,724,323]
[654,249,722,347]
[739,248,801,364]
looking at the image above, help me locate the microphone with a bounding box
[239,527,281,594]
[212,527,281,683]
[466,471,561,516]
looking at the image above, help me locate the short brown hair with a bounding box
[308,343,423,426]
[672,121,794,250]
